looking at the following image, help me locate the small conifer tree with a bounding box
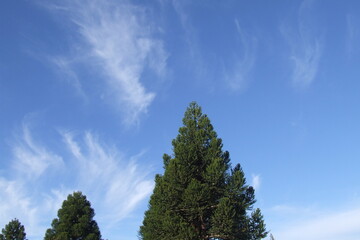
[0,219,26,240]
[44,191,101,240]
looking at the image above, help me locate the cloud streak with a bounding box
[346,14,360,57]
[172,0,207,81]
[0,124,154,239]
[225,19,257,91]
[274,206,360,240]
[290,39,322,87]
[50,0,167,125]
[251,174,261,191]
[12,124,63,179]
[51,56,87,101]
[281,0,323,88]
[61,131,154,222]
[0,178,44,237]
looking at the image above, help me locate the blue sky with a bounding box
[1,0,360,239]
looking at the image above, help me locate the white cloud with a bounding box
[171,0,209,84]
[346,14,360,56]
[225,19,257,91]
[49,0,167,125]
[61,131,154,222]
[171,3,256,92]
[270,204,311,214]
[12,124,63,179]
[0,124,66,238]
[51,56,87,101]
[0,174,67,238]
[274,207,360,240]
[290,39,322,87]
[0,125,154,239]
[0,179,38,236]
[251,174,261,191]
[281,0,323,88]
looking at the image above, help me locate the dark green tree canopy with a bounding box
[0,218,26,240]
[44,191,101,240]
[140,102,267,240]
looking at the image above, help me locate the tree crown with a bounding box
[0,218,26,240]
[140,102,267,240]
[44,191,101,240]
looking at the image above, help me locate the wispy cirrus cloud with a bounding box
[61,131,154,223]
[51,57,87,101]
[0,124,67,238]
[0,123,154,239]
[272,205,360,240]
[172,0,207,81]
[47,0,167,125]
[346,14,360,57]
[171,3,257,92]
[224,19,257,91]
[0,180,70,238]
[251,174,261,191]
[281,0,323,88]
[12,123,63,179]
[0,178,44,237]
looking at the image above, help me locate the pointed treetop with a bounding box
[140,102,267,240]
[44,191,101,240]
[0,218,27,240]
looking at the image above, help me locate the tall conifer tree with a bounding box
[140,102,267,240]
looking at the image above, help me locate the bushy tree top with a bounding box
[44,191,101,240]
[140,102,267,240]
[0,218,26,240]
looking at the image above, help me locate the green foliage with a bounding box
[140,102,268,240]
[0,219,26,240]
[44,191,101,240]
[248,208,268,240]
